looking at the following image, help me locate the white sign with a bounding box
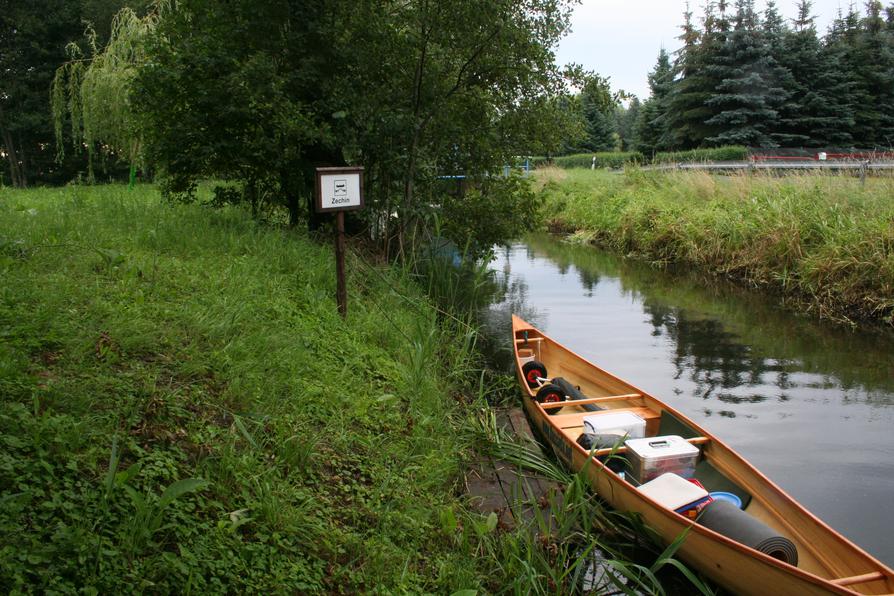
[318,171,362,211]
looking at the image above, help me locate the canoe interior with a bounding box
[512,316,894,595]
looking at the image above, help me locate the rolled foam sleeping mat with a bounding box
[576,433,629,474]
[553,377,602,411]
[697,499,799,566]
[576,433,626,450]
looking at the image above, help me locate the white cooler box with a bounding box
[582,411,645,440]
[624,435,700,484]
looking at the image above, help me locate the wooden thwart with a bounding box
[539,393,643,409]
[830,572,886,586]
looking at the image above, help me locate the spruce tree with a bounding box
[704,0,787,147]
[615,97,641,152]
[825,5,890,147]
[578,74,617,152]
[776,0,854,146]
[762,2,802,146]
[853,2,894,146]
[635,48,674,154]
[665,3,726,148]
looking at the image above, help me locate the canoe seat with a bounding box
[590,436,709,458]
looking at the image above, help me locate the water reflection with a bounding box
[484,234,894,565]
[491,234,894,399]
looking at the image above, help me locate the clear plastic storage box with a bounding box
[624,435,700,484]
[582,411,645,440]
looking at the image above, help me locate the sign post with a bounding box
[315,166,364,318]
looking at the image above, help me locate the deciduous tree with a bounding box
[130,0,577,257]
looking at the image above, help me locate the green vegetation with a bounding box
[533,152,644,170]
[1,183,722,594]
[472,415,718,596]
[652,146,749,164]
[537,169,894,325]
[0,184,496,592]
[531,146,749,170]
[655,0,894,151]
[47,0,575,257]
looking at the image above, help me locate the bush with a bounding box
[532,152,644,170]
[652,146,748,163]
[439,173,541,259]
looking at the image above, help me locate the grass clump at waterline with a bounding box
[0,184,495,593]
[536,168,894,326]
[468,412,718,596]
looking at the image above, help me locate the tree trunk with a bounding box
[401,16,430,262]
[289,192,302,227]
[401,131,419,260]
[2,138,21,187]
[382,169,392,261]
[0,107,25,188]
[17,132,29,187]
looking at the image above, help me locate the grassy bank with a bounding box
[537,168,894,326]
[0,184,495,593]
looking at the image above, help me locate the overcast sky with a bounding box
[555,0,853,100]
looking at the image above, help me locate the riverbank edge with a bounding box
[536,169,894,328]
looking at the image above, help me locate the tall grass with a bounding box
[0,183,740,593]
[529,146,749,170]
[537,168,894,325]
[0,183,499,593]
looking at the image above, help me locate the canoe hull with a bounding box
[512,315,894,596]
[522,394,849,596]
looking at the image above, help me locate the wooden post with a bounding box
[315,166,364,319]
[335,211,347,318]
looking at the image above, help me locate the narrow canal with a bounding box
[483,233,894,566]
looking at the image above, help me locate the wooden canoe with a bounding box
[512,315,894,596]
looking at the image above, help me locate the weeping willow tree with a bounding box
[51,5,162,182]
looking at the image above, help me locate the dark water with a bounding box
[484,234,894,566]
